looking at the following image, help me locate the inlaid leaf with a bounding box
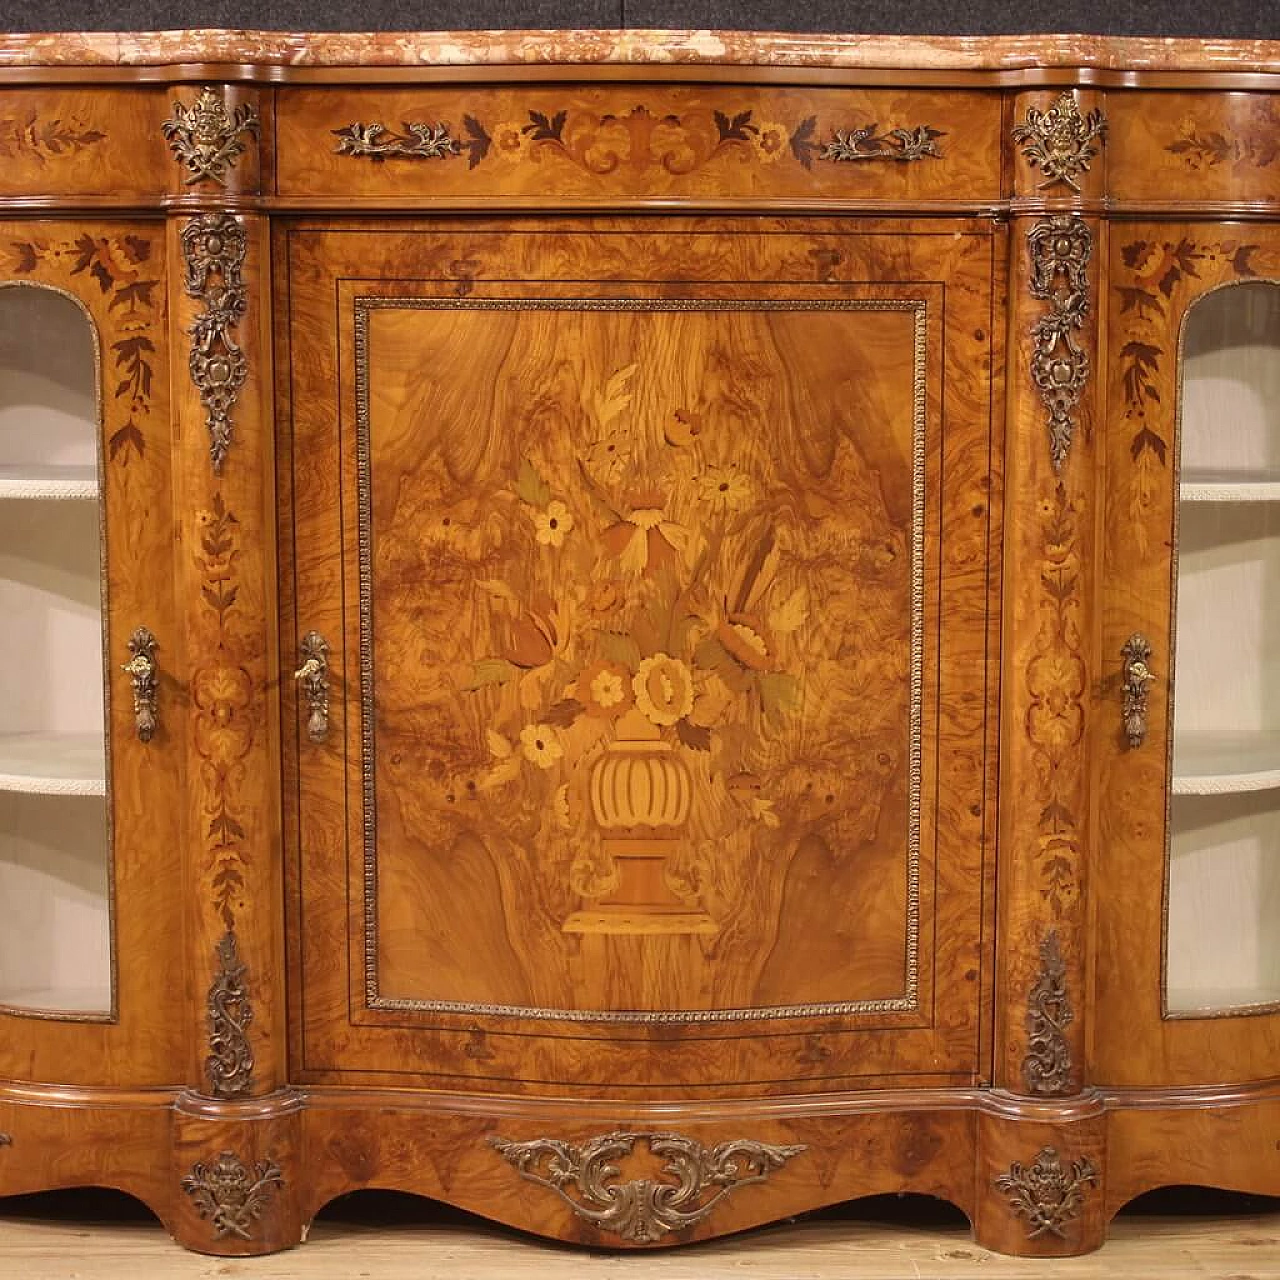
[486,729,513,759]
[769,585,809,634]
[462,657,518,689]
[599,631,642,671]
[544,698,585,727]
[758,672,802,716]
[514,457,552,508]
[676,719,711,751]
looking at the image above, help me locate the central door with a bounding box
[280,218,998,1094]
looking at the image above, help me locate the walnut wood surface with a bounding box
[276,87,998,205]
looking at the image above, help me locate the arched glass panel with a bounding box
[0,284,111,1016]
[1168,281,1280,1016]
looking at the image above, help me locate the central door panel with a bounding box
[281,219,998,1093]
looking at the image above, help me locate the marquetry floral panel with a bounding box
[356,294,930,1018]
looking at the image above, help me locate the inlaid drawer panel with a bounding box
[0,90,166,198]
[274,86,1002,205]
[1107,92,1280,206]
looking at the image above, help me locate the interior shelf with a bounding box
[1180,468,1280,503]
[1166,985,1280,1018]
[0,464,99,500]
[1172,730,1280,794]
[0,732,106,795]
[0,981,112,1016]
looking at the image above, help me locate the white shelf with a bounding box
[1167,985,1280,1017]
[0,982,111,1016]
[0,464,99,500]
[1180,468,1280,502]
[1171,730,1280,794]
[0,732,106,795]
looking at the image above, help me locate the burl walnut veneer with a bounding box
[0,27,1277,1259]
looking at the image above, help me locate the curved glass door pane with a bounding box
[0,285,111,1016]
[1169,282,1280,1016]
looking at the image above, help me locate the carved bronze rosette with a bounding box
[1121,633,1155,749]
[180,213,249,474]
[995,1146,1098,1239]
[488,1131,806,1243]
[1012,91,1107,192]
[121,625,158,742]
[1023,929,1074,1095]
[1027,214,1093,472]
[205,930,254,1098]
[181,1150,282,1240]
[162,87,259,186]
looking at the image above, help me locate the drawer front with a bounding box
[1108,92,1280,206]
[0,90,166,199]
[275,87,1002,205]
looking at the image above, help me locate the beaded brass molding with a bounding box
[121,625,158,742]
[488,1131,806,1243]
[1023,929,1074,1095]
[205,930,254,1098]
[163,87,259,187]
[354,295,926,1024]
[1028,214,1093,473]
[181,213,249,474]
[1012,90,1107,192]
[995,1146,1098,1239]
[181,1150,282,1241]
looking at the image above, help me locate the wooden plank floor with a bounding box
[0,1187,1277,1279]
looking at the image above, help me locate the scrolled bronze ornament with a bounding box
[1027,214,1093,472]
[821,122,944,163]
[1012,91,1107,193]
[181,213,249,474]
[1121,633,1155,750]
[333,120,458,159]
[995,1146,1098,1239]
[205,930,254,1098]
[162,87,259,186]
[121,625,158,742]
[1023,929,1073,1096]
[181,1150,282,1240]
[488,1131,806,1243]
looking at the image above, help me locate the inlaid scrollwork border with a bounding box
[352,294,927,1023]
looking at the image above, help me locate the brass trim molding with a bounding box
[163,87,259,186]
[1012,90,1106,192]
[994,1145,1097,1239]
[181,1150,282,1240]
[180,212,249,474]
[1027,213,1093,473]
[1023,929,1074,1096]
[205,930,254,1098]
[488,1131,806,1243]
[352,293,927,1024]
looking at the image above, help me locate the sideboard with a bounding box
[0,27,1278,1258]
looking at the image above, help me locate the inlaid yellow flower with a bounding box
[519,723,564,769]
[532,500,574,547]
[579,659,633,721]
[633,653,695,727]
[697,464,753,511]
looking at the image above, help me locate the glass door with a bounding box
[0,283,112,1017]
[1168,281,1280,1017]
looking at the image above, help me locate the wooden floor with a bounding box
[0,1187,1277,1279]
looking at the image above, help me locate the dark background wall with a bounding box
[4,1,1278,39]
